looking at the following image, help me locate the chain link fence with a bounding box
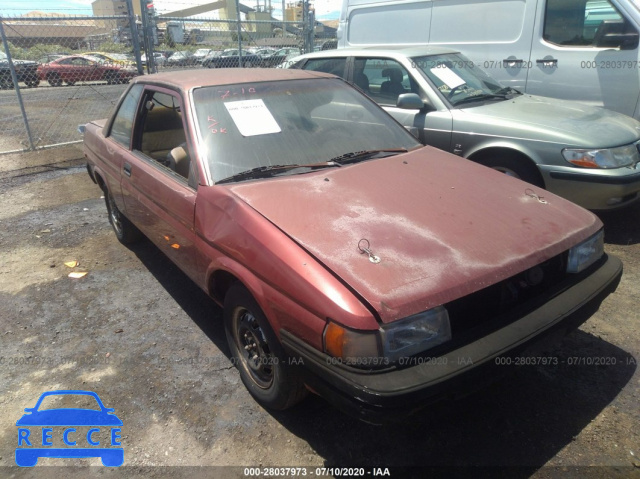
[0,4,337,155]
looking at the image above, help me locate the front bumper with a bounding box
[539,164,640,210]
[281,254,622,423]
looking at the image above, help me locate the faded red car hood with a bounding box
[228,147,601,323]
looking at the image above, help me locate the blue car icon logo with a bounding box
[16,390,123,467]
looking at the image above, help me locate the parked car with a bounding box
[262,47,302,67]
[193,48,213,64]
[338,0,640,120]
[166,51,196,67]
[38,55,137,86]
[37,53,69,64]
[84,52,136,67]
[82,69,621,422]
[288,46,640,210]
[202,49,262,68]
[249,47,278,59]
[0,51,39,89]
[141,52,166,67]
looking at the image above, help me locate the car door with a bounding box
[526,0,640,116]
[120,86,201,282]
[100,84,144,216]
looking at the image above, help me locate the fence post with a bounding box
[0,17,36,151]
[126,0,143,75]
[235,0,243,68]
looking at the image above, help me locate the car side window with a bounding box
[135,90,194,184]
[109,84,143,147]
[360,58,416,106]
[544,0,636,47]
[301,57,347,78]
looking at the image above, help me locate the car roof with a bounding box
[131,68,336,91]
[293,45,460,60]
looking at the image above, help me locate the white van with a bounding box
[337,0,640,119]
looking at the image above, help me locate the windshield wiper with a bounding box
[216,162,339,184]
[329,148,408,165]
[452,93,509,107]
[495,86,522,97]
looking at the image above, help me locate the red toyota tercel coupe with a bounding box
[83,69,622,422]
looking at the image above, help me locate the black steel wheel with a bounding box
[224,284,307,410]
[47,73,62,87]
[104,189,142,245]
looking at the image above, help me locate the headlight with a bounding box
[323,306,451,366]
[567,230,604,273]
[562,143,639,169]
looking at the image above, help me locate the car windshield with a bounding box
[193,78,421,183]
[411,53,521,107]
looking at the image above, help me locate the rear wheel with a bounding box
[47,73,62,87]
[224,284,307,410]
[105,71,118,85]
[103,188,142,244]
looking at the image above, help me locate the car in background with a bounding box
[249,47,277,59]
[166,51,196,67]
[262,47,302,67]
[193,48,213,64]
[288,46,640,210]
[141,52,166,67]
[0,51,39,89]
[84,52,135,67]
[37,53,69,64]
[38,55,137,86]
[82,68,621,422]
[202,49,262,68]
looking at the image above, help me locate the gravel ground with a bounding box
[0,147,639,478]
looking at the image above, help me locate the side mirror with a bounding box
[396,93,426,110]
[594,20,639,50]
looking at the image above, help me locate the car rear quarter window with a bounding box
[109,84,143,147]
[301,57,347,78]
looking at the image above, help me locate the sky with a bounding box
[0,0,342,20]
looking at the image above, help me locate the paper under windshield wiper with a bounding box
[329,148,407,165]
[216,162,339,184]
[453,93,509,106]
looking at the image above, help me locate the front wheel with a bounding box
[105,71,118,85]
[104,189,142,244]
[224,284,307,410]
[480,154,544,188]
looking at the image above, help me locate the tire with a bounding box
[224,283,308,410]
[103,189,142,245]
[0,75,14,90]
[105,71,118,85]
[480,153,544,188]
[47,73,62,87]
[25,79,39,88]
